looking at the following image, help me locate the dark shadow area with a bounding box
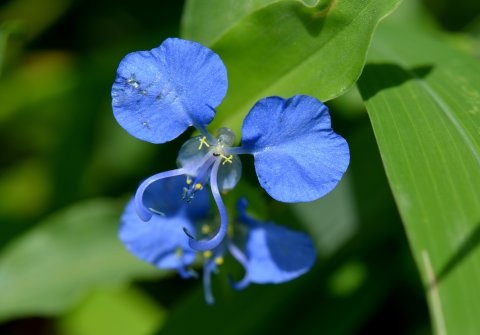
[358,63,434,101]
[422,0,480,31]
[434,222,480,286]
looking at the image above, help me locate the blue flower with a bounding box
[119,178,316,304]
[112,37,349,252]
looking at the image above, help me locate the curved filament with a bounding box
[227,242,251,290]
[134,168,186,221]
[202,259,216,305]
[187,159,228,251]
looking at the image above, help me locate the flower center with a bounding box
[177,127,242,202]
[199,136,234,165]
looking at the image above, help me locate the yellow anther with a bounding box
[186,176,192,185]
[220,154,233,165]
[175,247,184,258]
[198,136,210,150]
[203,250,213,259]
[201,224,211,235]
[194,183,203,190]
[214,256,224,266]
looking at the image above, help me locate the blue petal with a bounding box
[112,38,228,144]
[236,200,316,284]
[245,222,316,283]
[240,95,349,202]
[119,176,210,270]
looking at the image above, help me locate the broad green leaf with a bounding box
[358,24,480,335]
[0,199,161,322]
[181,0,280,45]
[204,0,402,133]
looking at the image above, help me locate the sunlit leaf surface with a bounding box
[358,24,480,335]
[184,0,402,133]
[181,0,279,45]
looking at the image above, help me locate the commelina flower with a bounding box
[119,176,317,304]
[111,38,350,255]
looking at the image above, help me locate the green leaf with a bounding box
[358,24,480,335]
[0,199,161,322]
[291,173,359,257]
[181,0,280,46]
[202,0,402,133]
[57,286,166,335]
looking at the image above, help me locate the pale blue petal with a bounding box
[240,95,349,202]
[112,38,227,143]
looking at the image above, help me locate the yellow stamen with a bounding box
[201,224,211,234]
[220,154,233,165]
[214,257,224,265]
[186,176,192,185]
[203,250,212,259]
[198,136,210,150]
[194,183,203,190]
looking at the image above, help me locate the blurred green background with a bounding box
[0,0,479,334]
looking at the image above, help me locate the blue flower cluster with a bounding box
[112,38,349,303]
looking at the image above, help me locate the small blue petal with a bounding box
[244,221,316,284]
[233,198,316,284]
[112,38,228,144]
[240,95,349,202]
[119,176,210,270]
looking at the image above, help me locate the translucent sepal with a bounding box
[216,127,235,146]
[176,136,210,172]
[217,154,242,192]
